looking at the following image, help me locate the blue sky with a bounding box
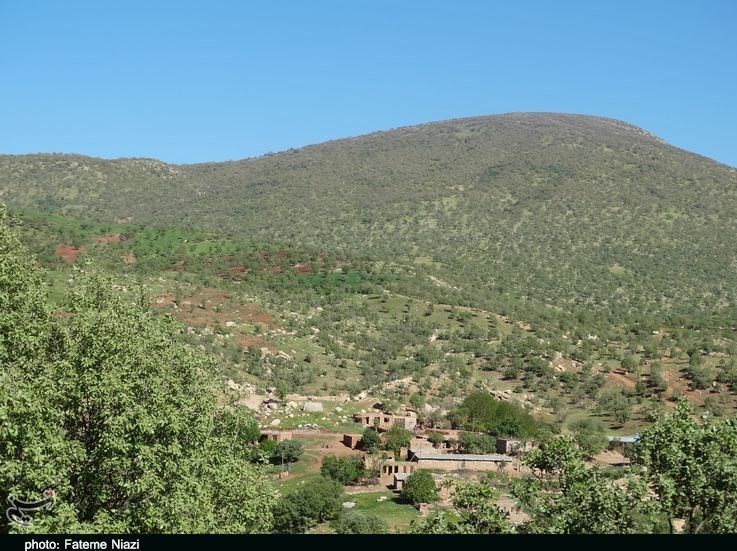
[1,1,735,166]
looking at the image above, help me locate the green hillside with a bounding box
[2,113,737,334]
[3,113,737,431]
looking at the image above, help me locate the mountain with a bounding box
[2,112,737,330]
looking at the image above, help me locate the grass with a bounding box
[347,491,421,532]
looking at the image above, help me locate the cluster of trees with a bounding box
[414,402,737,533]
[356,426,411,457]
[1,208,277,533]
[3,209,737,534]
[448,391,540,438]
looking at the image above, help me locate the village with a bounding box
[256,398,635,530]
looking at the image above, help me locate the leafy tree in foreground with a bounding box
[512,437,649,533]
[408,482,512,534]
[0,208,276,534]
[400,470,438,504]
[634,400,737,533]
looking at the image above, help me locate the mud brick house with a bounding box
[378,460,418,481]
[259,430,292,443]
[495,438,534,455]
[342,433,362,449]
[352,412,417,432]
[408,449,512,472]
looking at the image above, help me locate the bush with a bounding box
[384,426,412,455]
[331,511,388,534]
[358,428,380,451]
[321,455,365,485]
[427,431,444,446]
[401,470,438,504]
[458,432,497,454]
[272,478,344,533]
[271,440,304,465]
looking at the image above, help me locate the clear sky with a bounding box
[1,1,735,166]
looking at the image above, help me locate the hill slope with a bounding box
[2,113,737,329]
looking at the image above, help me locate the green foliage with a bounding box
[427,432,444,446]
[450,391,539,437]
[0,214,276,533]
[457,432,497,454]
[320,455,365,485]
[634,400,737,533]
[271,440,304,465]
[597,389,632,425]
[358,428,380,452]
[400,470,438,504]
[383,426,412,455]
[331,511,388,534]
[408,482,512,534]
[513,437,649,533]
[568,418,608,458]
[271,478,344,533]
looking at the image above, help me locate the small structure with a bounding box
[379,460,417,481]
[607,435,640,452]
[259,430,292,443]
[408,449,512,472]
[393,473,410,491]
[353,412,417,432]
[342,433,362,449]
[496,438,534,455]
[393,472,444,491]
[303,401,324,413]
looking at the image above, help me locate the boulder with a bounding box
[303,401,324,413]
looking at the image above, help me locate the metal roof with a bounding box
[607,435,640,443]
[410,449,512,462]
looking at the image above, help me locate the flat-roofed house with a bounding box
[352,412,417,432]
[408,448,512,472]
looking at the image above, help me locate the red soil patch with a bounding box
[274,251,287,259]
[236,335,278,354]
[605,370,636,390]
[55,244,85,264]
[153,288,280,330]
[238,303,276,326]
[94,233,123,245]
[660,366,708,405]
[218,265,249,281]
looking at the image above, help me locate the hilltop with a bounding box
[2,113,737,328]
